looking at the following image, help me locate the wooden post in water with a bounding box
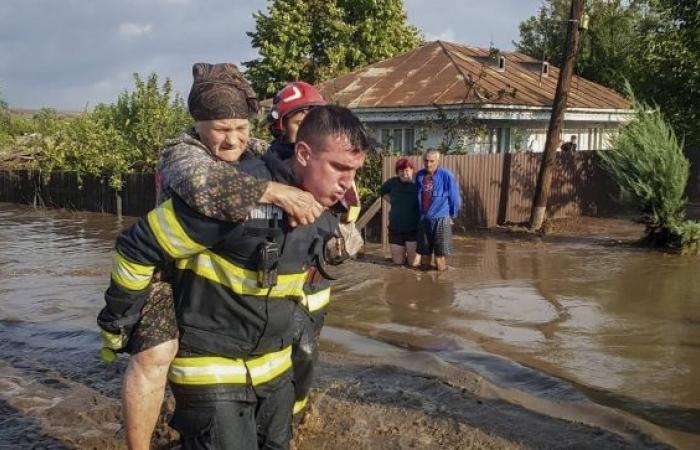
[530,0,585,231]
[115,190,123,221]
[32,172,43,208]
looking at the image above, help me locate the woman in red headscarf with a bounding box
[380,158,420,266]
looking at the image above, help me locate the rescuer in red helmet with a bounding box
[269,81,326,144]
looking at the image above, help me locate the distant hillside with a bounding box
[8,107,82,118]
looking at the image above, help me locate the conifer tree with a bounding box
[599,86,700,252]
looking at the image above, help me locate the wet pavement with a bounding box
[0,202,698,448]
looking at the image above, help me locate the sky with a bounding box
[0,0,543,111]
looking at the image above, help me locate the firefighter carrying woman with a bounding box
[97,62,367,449]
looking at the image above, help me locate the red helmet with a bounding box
[269,81,326,133]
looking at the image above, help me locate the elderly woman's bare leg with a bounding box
[122,339,178,450]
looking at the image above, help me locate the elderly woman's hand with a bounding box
[262,182,325,226]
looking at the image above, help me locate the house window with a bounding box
[404,129,415,153]
[588,128,601,150]
[490,128,500,154]
[378,127,416,153]
[380,129,392,149]
[392,129,402,152]
[509,128,546,152]
[457,128,503,155]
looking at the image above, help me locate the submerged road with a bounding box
[0,203,698,448]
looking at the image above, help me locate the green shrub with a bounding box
[670,219,700,254]
[0,109,42,159]
[599,86,700,253]
[1,73,192,188]
[103,73,192,170]
[35,113,134,189]
[356,147,399,210]
[250,113,273,142]
[0,112,37,138]
[30,108,64,135]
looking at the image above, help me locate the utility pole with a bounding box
[529,0,586,231]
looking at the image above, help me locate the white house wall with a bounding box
[356,104,628,154]
[520,125,618,152]
[352,105,633,125]
[366,120,619,154]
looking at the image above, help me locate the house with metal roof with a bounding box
[316,41,631,154]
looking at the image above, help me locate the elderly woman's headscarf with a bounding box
[187,62,259,121]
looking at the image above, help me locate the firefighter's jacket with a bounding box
[97,150,338,392]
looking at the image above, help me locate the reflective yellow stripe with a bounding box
[293,397,308,415]
[147,199,206,258]
[246,346,293,385]
[111,252,155,291]
[101,330,124,350]
[304,288,331,312]
[175,251,306,298]
[169,357,247,385]
[168,346,292,386]
[346,205,361,223]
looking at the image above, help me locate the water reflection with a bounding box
[330,234,700,446]
[381,270,455,326]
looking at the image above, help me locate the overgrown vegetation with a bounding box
[355,147,397,210]
[0,74,192,189]
[599,88,700,253]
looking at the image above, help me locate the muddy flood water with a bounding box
[0,202,698,449]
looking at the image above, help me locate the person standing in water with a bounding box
[380,158,420,266]
[416,149,461,271]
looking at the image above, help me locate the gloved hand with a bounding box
[100,329,125,363]
[325,223,363,264]
[97,289,145,363]
[335,222,363,258]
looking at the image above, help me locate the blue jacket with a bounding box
[416,166,461,220]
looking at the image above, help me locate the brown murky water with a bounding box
[1,202,698,448]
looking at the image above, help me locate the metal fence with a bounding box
[1,148,698,226]
[0,171,156,217]
[382,151,621,232]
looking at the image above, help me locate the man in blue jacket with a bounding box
[415,148,461,271]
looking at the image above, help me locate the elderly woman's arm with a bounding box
[158,138,323,224]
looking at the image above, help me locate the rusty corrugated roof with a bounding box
[316,41,630,110]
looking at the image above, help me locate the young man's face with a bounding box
[423,152,440,174]
[196,118,250,162]
[284,109,309,143]
[295,134,366,208]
